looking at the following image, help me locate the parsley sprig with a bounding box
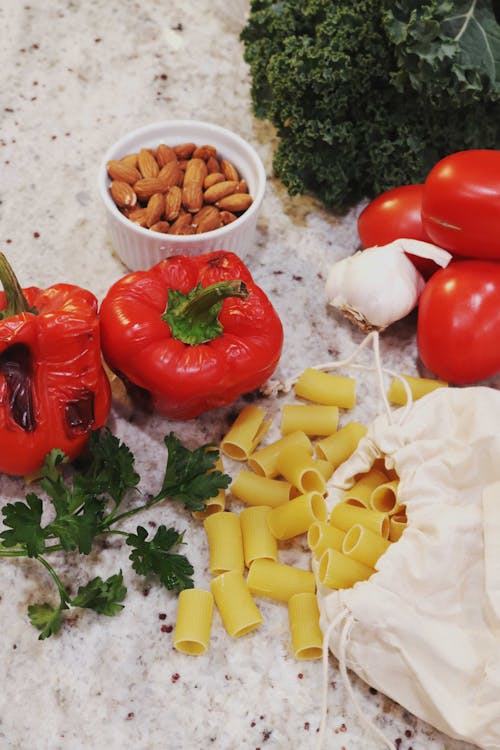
[0,429,231,639]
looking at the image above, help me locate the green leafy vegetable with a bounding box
[0,429,230,639]
[156,432,231,512]
[241,0,500,208]
[127,526,194,591]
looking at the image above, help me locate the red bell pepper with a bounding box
[99,251,284,419]
[0,254,111,476]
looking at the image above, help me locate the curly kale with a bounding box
[241,0,500,209]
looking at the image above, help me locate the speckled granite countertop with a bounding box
[0,2,488,750]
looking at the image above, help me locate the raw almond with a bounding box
[107,160,141,185]
[206,155,221,173]
[145,193,165,227]
[204,180,239,204]
[150,221,170,233]
[173,143,196,159]
[164,186,182,221]
[134,177,168,202]
[216,193,253,212]
[193,144,217,160]
[238,179,249,194]
[183,158,207,186]
[220,158,240,182]
[156,143,177,167]
[138,148,160,178]
[128,207,148,227]
[169,212,193,233]
[194,206,221,234]
[204,172,225,189]
[121,153,139,169]
[110,180,137,208]
[182,183,204,213]
[159,160,182,188]
[220,210,238,225]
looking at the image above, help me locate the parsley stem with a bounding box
[36,555,69,608]
[101,497,160,528]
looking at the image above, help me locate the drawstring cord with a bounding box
[264,331,415,426]
[315,609,396,750]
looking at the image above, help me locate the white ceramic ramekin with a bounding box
[98,120,266,271]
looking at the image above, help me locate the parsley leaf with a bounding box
[28,602,64,640]
[1,494,48,557]
[46,496,106,554]
[127,525,194,591]
[155,432,231,512]
[75,429,140,505]
[71,572,127,616]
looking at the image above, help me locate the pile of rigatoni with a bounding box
[173,369,446,657]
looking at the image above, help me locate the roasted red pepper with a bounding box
[0,254,111,476]
[99,251,284,419]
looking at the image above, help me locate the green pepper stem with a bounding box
[0,252,33,316]
[162,280,249,346]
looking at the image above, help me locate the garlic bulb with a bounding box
[325,239,452,331]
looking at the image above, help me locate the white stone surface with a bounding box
[0,2,490,749]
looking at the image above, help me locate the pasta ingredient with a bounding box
[210,569,263,637]
[221,405,271,460]
[318,547,375,589]
[294,369,356,408]
[288,593,323,661]
[173,589,214,655]
[343,468,388,508]
[230,470,292,508]
[240,506,278,567]
[325,239,451,332]
[204,512,245,575]
[247,558,316,602]
[417,260,500,383]
[0,430,230,639]
[329,502,389,538]
[267,491,327,541]
[387,374,447,405]
[281,403,339,437]
[307,522,345,559]
[342,524,392,569]
[275,444,326,495]
[315,422,367,468]
[99,251,284,419]
[247,431,312,478]
[370,480,401,514]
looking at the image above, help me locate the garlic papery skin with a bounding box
[325,239,452,332]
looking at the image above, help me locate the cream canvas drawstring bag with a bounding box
[316,383,500,750]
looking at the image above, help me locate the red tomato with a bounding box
[422,150,500,259]
[417,260,500,383]
[357,184,437,277]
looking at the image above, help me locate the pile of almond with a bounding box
[107,143,253,235]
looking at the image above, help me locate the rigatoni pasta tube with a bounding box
[221,405,270,460]
[247,559,316,602]
[307,521,345,558]
[276,445,326,495]
[211,570,262,637]
[294,368,356,409]
[173,589,214,655]
[343,468,388,508]
[288,592,323,660]
[389,514,407,542]
[342,524,391,568]
[318,548,374,589]
[204,511,244,575]
[329,502,389,538]
[231,470,292,508]
[192,456,226,520]
[387,374,447,405]
[370,479,401,514]
[316,422,367,468]
[281,404,339,437]
[240,506,278,566]
[248,431,312,478]
[267,491,327,540]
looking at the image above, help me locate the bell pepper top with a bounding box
[0,252,37,318]
[163,279,249,346]
[100,251,284,420]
